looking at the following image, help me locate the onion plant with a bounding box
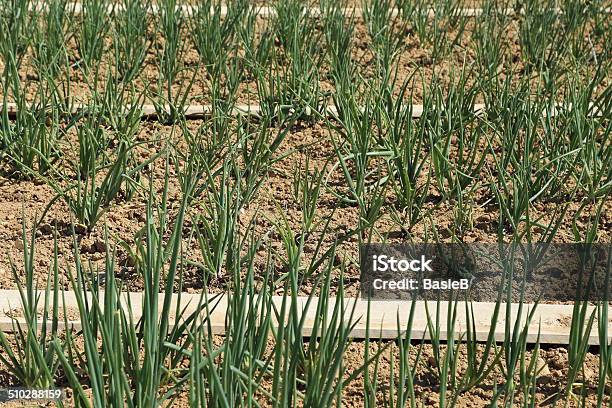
[362,0,409,82]
[555,201,609,405]
[321,0,358,107]
[292,155,325,234]
[396,0,466,60]
[1,79,62,177]
[326,90,392,262]
[151,0,197,123]
[181,239,273,407]
[55,176,207,407]
[485,79,579,233]
[32,0,72,80]
[46,142,145,232]
[395,0,429,47]
[0,0,610,405]
[384,301,424,408]
[0,0,33,72]
[426,69,484,198]
[189,0,248,80]
[42,171,378,406]
[596,248,611,407]
[377,79,432,230]
[253,0,325,119]
[0,220,63,390]
[471,2,511,90]
[238,5,274,81]
[77,0,111,70]
[33,108,156,232]
[235,116,295,205]
[424,297,460,407]
[561,72,611,200]
[326,90,393,207]
[193,160,242,280]
[113,0,150,83]
[494,243,542,407]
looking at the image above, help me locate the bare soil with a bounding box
[0,14,608,107]
[0,4,610,407]
[0,120,610,294]
[0,337,609,407]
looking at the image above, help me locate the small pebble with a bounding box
[536,357,550,376]
[94,239,106,253]
[73,224,87,235]
[14,239,25,251]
